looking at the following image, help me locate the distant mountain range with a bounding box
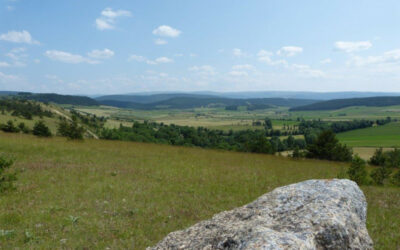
[2,91,400,110]
[1,92,99,106]
[291,96,400,111]
[98,96,318,110]
[95,91,400,101]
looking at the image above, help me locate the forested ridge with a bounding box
[291,96,400,111]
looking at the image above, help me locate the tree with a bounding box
[57,118,85,140]
[32,121,52,137]
[347,155,367,185]
[306,130,352,162]
[368,148,387,166]
[0,156,17,193]
[370,166,391,185]
[264,118,272,130]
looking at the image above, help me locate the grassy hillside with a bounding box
[0,133,398,249]
[291,96,400,111]
[338,122,400,147]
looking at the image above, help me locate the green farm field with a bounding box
[0,132,399,249]
[76,106,296,131]
[337,122,400,147]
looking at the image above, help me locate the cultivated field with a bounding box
[0,132,399,249]
[337,122,400,147]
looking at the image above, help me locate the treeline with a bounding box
[298,119,377,134]
[99,121,306,154]
[69,110,107,130]
[291,96,400,111]
[16,92,99,106]
[0,99,53,119]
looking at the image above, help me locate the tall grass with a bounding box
[0,132,398,249]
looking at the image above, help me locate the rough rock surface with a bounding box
[149,179,373,250]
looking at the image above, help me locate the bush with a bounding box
[0,120,20,133]
[0,156,17,193]
[370,166,392,185]
[306,130,352,162]
[369,148,400,168]
[391,170,400,186]
[18,122,30,134]
[57,118,85,140]
[368,148,387,166]
[32,121,52,137]
[347,155,368,185]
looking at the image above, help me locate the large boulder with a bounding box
[149,179,373,249]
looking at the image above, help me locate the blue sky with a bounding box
[1,0,400,94]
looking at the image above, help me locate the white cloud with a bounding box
[87,48,114,59]
[154,39,168,45]
[320,58,332,64]
[0,62,10,67]
[232,64,255,71]
[232,48,246,57]
[348,49,400,67]
[5,47,28,67]
[257,50,287,66]
[291,64,325,78]
[0,30,39,44]
[44,50,99,64]
[101,8,131,18]
[6,5,14,11]
[128,54,147,62]
[152,25,181,37]
[128,55,173,65]
[189,65,216,76]
[0,71,19,81]
[154,57,173,63]
[277,46,303,57]
[95,19,114,30]
[229,71,248,77]
[334,41,372,53]
[95,7,131,30]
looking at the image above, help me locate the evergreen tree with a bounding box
[33,121,52,137]
[347,155,367,185]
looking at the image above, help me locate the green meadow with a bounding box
[337,122,400,147]
[0,132,399,249]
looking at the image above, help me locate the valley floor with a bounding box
[0,132,399,249]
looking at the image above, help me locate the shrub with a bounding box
[391,170,400,186]
[57,118,85,140]
[369,148,400,168]
[370,166,392,185]
[0,120,20,133]
[368,148,387,166]
[306,130,352,162]
[32,121,52,137]
[0,156,17,193]
[347,155,368,185]
[18,122,30,134]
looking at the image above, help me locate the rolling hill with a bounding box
[97,91,400,101]
[16,93,99,106]
[290,96,400,111]
[97,96,318,110]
